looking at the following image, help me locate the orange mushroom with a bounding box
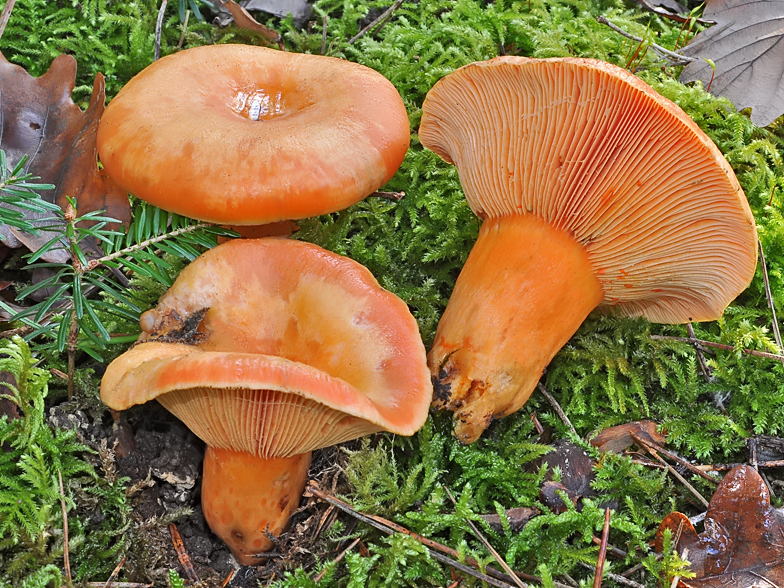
[96,44,410,225]
[420,57,758,444]
[100,238,431,564]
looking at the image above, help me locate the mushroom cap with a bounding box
[96,45,410,224]
[419,57,758,324]
[100,238,431,457]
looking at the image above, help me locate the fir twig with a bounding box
[0,0,16,40]
[650,335,784,362]
[85,222,215,271]
[593,509,611,588]
[443,485,526,588]
[314,537,360,582]
[537,383,578,438]
[348,0,405,44]
[596,16,694,65]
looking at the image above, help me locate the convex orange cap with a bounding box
[96,45,410,224]
[101,238,431,563]
[420,57,758,443]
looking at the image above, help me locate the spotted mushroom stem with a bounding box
[201,446,312,565]
[428,214,604,444]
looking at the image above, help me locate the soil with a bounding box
[49,398,350,587]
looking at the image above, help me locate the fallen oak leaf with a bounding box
[678,0,784,126]
[656,465,784,587]
[0,52,130,260]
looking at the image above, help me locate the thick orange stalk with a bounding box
[429,214,603,444]
[201,447,311,565]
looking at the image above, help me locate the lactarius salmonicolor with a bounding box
[420,57,758,444]
[96,44,410,225]
[100,238,431,564]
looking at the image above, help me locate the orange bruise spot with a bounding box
[201,447,312,565]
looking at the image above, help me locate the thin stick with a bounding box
[698,459,784,471]
[0,0,17,41]
[85,222,214,271]
[629,433,718,485]
[537,383,578,438]
[220,569,237,588]
[645,446,710,509]
[101,557,127,588]
[59,470,72,587]
[368,190,406,201]
[314,537,360,582]
[321,15,328,55]
[590,535,627,559]
[305,482,571,588]
[759,242,784,366]
[169,523,200,584]
[348,0,405,44]
[686,323,712,382]
[670,547,689,588]
[579,563,646,588]
[596,16,695,65]
[650,335,784,362]
[81,584,153,588]
[444,486,527,588]
[154,0,168,61]
[177,9,190,49]
[593,509,611,588]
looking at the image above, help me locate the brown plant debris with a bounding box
[0,52,131,260]
[656,465,784,588]
[590,420,666,454]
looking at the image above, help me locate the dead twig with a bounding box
[537,383,578,438]
[594,509,611,588]
[0,0,17,41]
[590,535,627,559]
[444,486,527,588]
[59,470,72,587]
[170,523,200,584]
[220,568,238,588]
[596,16,695,65]
[314,537,360,582]
[650,335,784,362]
[321,15,328,55]
[699,459,784,471]
[154,0,168,61]
[686,323,712,382]
[368,190,406,201]
[579,562,646,588]
[630,432,719,485]
[305,481,571,588]
[348,0,405,44]
[759,242,784,367]
[177,9,190,49]
[101,557,127,588]
[636,440,710,509]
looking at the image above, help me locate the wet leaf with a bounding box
[656,465,784,587]
[679,0,784,126]
[0,52,130,260]
[212,0,283,46]
[590,420,666,454]
[479,507,539,533]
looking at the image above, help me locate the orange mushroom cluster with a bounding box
[420,57,758,443]
[101,239,431,564]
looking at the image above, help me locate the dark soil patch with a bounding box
[51,399,351,587]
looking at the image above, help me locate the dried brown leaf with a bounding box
[656,465,784,588]
[212,0,283,46]
[679,0,784,126]
[590,420,666,454]
[0,52,130,260]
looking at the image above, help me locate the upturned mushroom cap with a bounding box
[420,56,757,323]
[420,57,758,443]
[96,45,410,224]
[100,238,432,451]
[101,238,431,562]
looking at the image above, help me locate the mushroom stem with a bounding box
[429,214,603,444]
[201,446,312,565]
